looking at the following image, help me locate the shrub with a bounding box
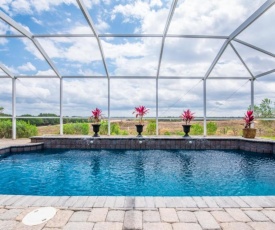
[0,120,12,138]
[164,131,171,135]
[207,122,218,135]
[99,121,122,135]
[176,131,184,136]
[189,123,203,135]
[99,121,108,135]
[63,123,89,135]
[0,120,38,138]
[146,120,156,135]
[111,123,121,135]
[120,130,129,135]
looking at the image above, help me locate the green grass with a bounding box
[261,136,275,140]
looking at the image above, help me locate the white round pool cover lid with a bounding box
[22,207,57,226]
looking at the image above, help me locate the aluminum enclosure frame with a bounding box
[0,0,275,139]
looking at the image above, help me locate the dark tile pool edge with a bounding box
[0,143,44,155]
[30,136,275,154]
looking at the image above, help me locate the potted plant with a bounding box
[90,108,103,137]
[133,105,149,137]
[180,109,195,138]
[243,110,256,138]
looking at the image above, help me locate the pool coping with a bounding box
[1,195,275,209]
[0,142,44,155]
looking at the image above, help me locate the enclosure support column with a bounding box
[251,79,255,128]
[108,78,110,136]
[156,78,159,136]
[203,79,207,137]
[251,79,254,111]
[60,78,63,135]
[12,78,16,139]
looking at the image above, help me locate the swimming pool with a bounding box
[1,149,275,196]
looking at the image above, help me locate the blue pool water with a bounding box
[0,149,275,196]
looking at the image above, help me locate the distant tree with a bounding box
[259,98,274,118]
[18,114,44,126]
[249,98,275,118]
[38,113,59,117]
[0,106,3,114]
[249,98,275,126]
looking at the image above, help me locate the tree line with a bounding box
[0,110,88,126]
[1,98,275,127]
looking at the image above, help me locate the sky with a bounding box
[0,0,274,118]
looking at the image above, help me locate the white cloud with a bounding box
[31,17,43,25]
[20,38,45,61]
[65,25,93,34]
[38,37,102,63]
[0,64,18,75]
[168,0,266,35]
[18,62,36,71]
[10,0,32,14]
[150,0,163,7]
[95,18,110,33]
[0,69,6,75]
[35,69,56,76]
[0,0,274,117]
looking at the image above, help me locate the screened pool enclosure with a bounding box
[0,0,274,139]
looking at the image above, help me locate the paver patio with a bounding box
[1,195,275,229]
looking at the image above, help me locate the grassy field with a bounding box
[37,119,275,138]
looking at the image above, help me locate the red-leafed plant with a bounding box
[180,109,195,125]
[133,105,149,124]
[244,110,254,128]
[90,108,103,124]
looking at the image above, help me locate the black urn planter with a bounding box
[92,124,101,137]
[182,125,191,138]
[135,124,144,137]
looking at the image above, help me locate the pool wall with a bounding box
[29,136,275,154]
[0,143,43,155]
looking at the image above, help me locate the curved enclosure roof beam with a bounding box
[0,63,14,78]
[0,34,229,39]
[0,11,62,79]
[156,0,178,79]
[233,39,275,58]
[255,69,275,79]
[204,0,275,80]
[76,0,109,79]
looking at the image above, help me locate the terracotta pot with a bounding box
[242,128,256,138]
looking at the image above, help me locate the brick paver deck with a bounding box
[1,195,275,229]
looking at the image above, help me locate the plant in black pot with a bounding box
[90,108,103,137]
[133,105,149,137]
[180,109,195,138]
[243,110,256,138]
